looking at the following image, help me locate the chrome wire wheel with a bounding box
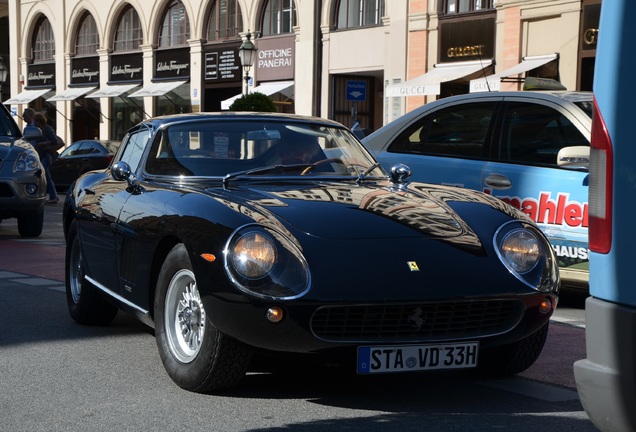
[69,237,83,304]
[164,269,206,363]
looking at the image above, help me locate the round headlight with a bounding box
[494,221,559,293]
[230,232,276,279]
[499,229,541,273]
[224,225,311,300]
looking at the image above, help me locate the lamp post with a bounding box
[0,56,8,103]
[238,32,256,96]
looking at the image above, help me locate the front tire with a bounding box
[65,222,118,325]
[154,244,251,393]
[478,322,549,376]
[18,210,43,237]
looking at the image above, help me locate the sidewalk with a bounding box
[0,239,65,282]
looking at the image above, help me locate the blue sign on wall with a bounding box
[346,80,367,102]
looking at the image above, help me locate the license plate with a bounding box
[357,342,479,374]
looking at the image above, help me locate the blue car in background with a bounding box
[363,91,592,290]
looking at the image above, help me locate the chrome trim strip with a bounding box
[85,275,149,315]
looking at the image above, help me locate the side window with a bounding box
[501,102,589,166]
[387,102,496,158]
[118,128,151,172]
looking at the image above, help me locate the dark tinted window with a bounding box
[500,102,589,166]
[387,102,496,158]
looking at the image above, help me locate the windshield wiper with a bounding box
[222,164,312,188]
[356,162,381,184]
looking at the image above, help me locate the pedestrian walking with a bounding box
[32,112,60,204]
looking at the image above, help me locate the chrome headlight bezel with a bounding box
[224,224,311,300]
[494,220,559,292]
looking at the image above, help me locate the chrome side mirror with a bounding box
[111,161,132,181]
[390,163,412,186]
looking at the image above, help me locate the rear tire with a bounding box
[155,243,251,393]
[17,210,43,237]
[65,222,118,325]
[478,322,549,376]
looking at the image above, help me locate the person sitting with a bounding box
[278,135,323,165]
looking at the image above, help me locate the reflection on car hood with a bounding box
[0,139,32,160]
[213,181,490,251]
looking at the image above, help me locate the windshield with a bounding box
[0,105,21,139]
[144,119,385,179]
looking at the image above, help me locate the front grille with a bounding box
[311,299,524,343]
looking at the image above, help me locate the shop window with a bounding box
[159,1,190,47]
[207,0,243,41]
[445,0,493,15]
[33,16,55,61]
[114,6,143,52]
[75,13,99,56]
[261,0,296,36]
[335,0,385,29]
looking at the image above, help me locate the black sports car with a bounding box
[62,112,559,393]
[50,139,120,190]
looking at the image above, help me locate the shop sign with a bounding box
[582,2,601,51]
[439,17,495,63]
[255,35,294,82]
[155,48,190,79]
[110,53,143,82]
[71,57,99,85]
[27,62,55,87]
[204,43,241,82]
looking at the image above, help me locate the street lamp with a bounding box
[238,32,256,96]
[0,56,8,102]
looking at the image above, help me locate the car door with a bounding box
[50,141,85,186]
[482,98,591,275]
[379,100,501,189]
[77,129,150,295]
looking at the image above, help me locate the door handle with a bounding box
[484,174,512,190]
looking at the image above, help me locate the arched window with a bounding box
[114,6,142,52]
[261,0,296,36]
[33,16,55,61]
[335,0,384,29]
[207,0,243,41]
[445,0,493,15]
[75,13,99,56]
[159,0,190,47]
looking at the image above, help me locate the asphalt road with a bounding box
[0,202,597,431]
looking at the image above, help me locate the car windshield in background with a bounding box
[145,120,384,178]
[0,107,21,140]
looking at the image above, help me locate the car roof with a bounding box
[140,112,348,130]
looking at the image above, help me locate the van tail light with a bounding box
[588,97,613,254]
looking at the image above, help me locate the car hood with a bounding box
[214,181,494,249]
[0,138,32,161]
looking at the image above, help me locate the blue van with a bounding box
[573,1,636,430]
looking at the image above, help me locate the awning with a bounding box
[385,60,493,97]
[128,80,188,98]
[221,80,294,110]
[3,88,53,105]
[86,83,140,98]
[47,86,96,102]
[470,54,558,93]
